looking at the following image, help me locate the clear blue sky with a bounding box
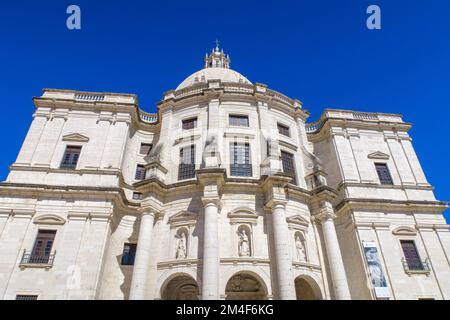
[0,1,448,221]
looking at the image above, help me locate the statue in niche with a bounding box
[295,234,307,261]
[176,232,187,259]
[238,229,251,257]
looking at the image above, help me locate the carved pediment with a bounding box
[286,215,309,229]
[34,214,66,225]
[62,133,90,142]
[168,211,198,228]
[392,226,417,236]
[228,207,258,225]
[368,151,390,160]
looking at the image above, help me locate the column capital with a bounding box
[201,197,222,209]
[265,199,287,211]
[139,206,163,220]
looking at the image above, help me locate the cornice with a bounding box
[335,198,448,215]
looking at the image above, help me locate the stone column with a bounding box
[201,198,220,300]
[317,202,351,300]
[270,201,297,300]
[129,210,155,300]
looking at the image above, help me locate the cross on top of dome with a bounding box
[204,40,230,69]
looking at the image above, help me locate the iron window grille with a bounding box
[178,145,196,180]
[229,115,249,127]
[281,150,297,185]
[230,142,252,177]
[16,295,38,300]
[375,163,393,185]
[277,123,291,137]
[139,143,153,155]
[60,146,81,169]
[182,118,198,130]
[400,240,430,273]
[135,164,146,181]
[20,249,56,266]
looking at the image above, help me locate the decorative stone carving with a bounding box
[295,234,307,262]
[238,229,251,257]
[175,230,188,259]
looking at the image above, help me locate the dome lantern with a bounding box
[204,40,231,69]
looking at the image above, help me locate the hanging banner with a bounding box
[362,241,390,298]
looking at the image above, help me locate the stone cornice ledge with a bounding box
[337,181,433,191]
[415,224,450,231]
[292,261,322,271]
[335,198,449,215]
[220,257,271,265]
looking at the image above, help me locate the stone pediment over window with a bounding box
[62,133,90,142]
[168,211,198,228]
[368,151,390,160]
[286,215,309,230]
[34,214,66,225]
[392,226,417,236]
[228,207,258,225]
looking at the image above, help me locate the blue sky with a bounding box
[0,1,449,221]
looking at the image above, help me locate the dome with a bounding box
[176,68,252,91]
[175,44,252,91]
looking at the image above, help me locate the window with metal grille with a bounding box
[178,145,195,180]
[30,230,56,264]
[375,163,393,185]
[60,146,81,169]
[139,143,153,155]
[230,142,252,177]
[182,117,198,130]
[16,295,38,300]
[121,243,137,266]
[400,240,424,271]
[281,151,297,185]
[135,164,146,181]
[277,123,290,137]
[229,115,249,127]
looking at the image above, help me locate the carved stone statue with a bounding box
[238,229,251,257]
[203,133,221,168]
[176,232,187,259]
[295,235,306,261]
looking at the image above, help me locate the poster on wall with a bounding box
[362,241,390,298]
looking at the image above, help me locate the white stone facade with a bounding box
[0,47,448,300]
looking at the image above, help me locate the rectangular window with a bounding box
[375,163,393,185]
[400,240,424,271]
[31,230,56,264]
[121,243,137,266]
[60,146,81,169]
[16,295,38,300]
[277,123,290,137]
[178,145,195,180]
[135,164,146,181]
[182,117,198,130]
[281,151,297,185]
[132,192,143,200]
[139,143,153,155]
[229,115,249,127]
[230,142,252,177]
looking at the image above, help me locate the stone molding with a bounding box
[33,214,66,225]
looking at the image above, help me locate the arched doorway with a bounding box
[161,274,199,300]
[225,272,268,300]
[295,276,322,300]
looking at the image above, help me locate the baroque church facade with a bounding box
[0,46,449,300]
